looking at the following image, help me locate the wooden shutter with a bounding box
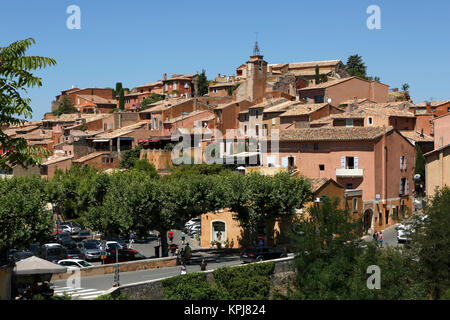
[400,157,403,170]
[341,156,346,169]
[404,157,407,170]
[354,156,359,169]
[399,178,403,195]
[406,178,409,195]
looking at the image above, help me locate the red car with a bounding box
[104,248,146,264]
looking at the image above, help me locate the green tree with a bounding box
[402,83,410,92]
[119,146,142,169]
[118,88,125,110]
[140,94,164,110]
[315,65,320,84]
[52,96,77,116]
[224,172,311,244]
[196,69,209,97]
[114,82,123,98]
[0,176,52,264]
[132,159,158,177]
[406,187,450,299]
[0,38,55,170]
[414,144,425,196]
[227,83,240,96]
[289,197,364,299]
[345,54,367,78]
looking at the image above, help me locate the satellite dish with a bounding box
[414,174,421,180]
[327,98,332,104]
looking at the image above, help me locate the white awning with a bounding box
[93,139,110,143]
[13,256,67,275]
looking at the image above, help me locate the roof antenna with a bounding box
[253,32,260,56]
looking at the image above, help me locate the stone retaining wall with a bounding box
[105,256,295,300]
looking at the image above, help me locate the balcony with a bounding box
[336,168,364,178]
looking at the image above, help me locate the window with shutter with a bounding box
[354,156,359,169]
[404,157,407,170]
[400,157,403,170]
[406,178,409,195]
[399,178,403,195]
[341,156,345,168]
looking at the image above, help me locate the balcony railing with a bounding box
[336,168,364,178]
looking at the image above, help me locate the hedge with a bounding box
[162,272,224,300]
[212,262,275,300]
[161,262,275,300]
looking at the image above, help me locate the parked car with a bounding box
[55,231,76,247]
[11,250,34,262]
[57,259,92,269]
[240,247,287,263]
[59,221,82,234]
[38,244,68,263]
[72,230,92,242]
[185,218,201,228]
[396,215,428,243]
[78,239,102,261]
[189,225,201,234]
[103,241,124,251]
[147,231,158,241]
[104,248,146,264]
[105,238,127,248]
[65,246,85,260]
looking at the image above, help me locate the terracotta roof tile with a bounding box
[279,126,392,142]
[279,103,328,117]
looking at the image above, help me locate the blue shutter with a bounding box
[354,156,359,169]
[400,178,403,195]
[404,157,407,170]
[341,157,346,169]
[406,178,409,195]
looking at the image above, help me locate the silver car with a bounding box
[78,240,102,261]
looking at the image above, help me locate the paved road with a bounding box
[52,254,242,299]
[362,223,401,248]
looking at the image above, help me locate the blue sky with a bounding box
[1,0,450,120]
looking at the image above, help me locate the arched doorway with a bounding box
[363,209,373,233]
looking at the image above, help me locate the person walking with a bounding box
[129,232,135,249]
[184,243,192,262]
[378,231,383,248]
[180,262,187,275]
[168,230,174,244]
[200,258,208,272]
[181,231,186,245]
[373,231,378,245]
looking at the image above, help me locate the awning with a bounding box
[13,256,67,275]
[138,139,161,143]
[93,139,110,143]
[223,151,260,159]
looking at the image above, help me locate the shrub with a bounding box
[94,293,130,300]
[212,262,275,300]
[162,272,224,300]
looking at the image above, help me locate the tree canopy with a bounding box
[0,38,55,169]
[196,69,209,97]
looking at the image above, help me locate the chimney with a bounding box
[268,65,273,73]
[163,73,167,81]
[420,128,424,138]
[425,101,431,113]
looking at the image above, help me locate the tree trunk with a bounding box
[160,228,169,258]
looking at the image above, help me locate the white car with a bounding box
[57,259,92,269]
[397,215,428,243]
[104,241,123,251]
[396,224,412,243]
[185,218,201,228]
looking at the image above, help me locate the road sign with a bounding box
[376,194,380,201]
